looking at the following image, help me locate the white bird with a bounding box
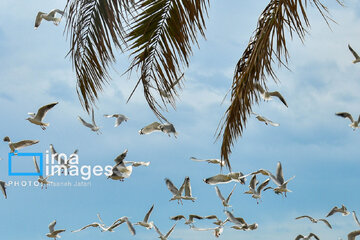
[78,109,101,134]
[3,136,39,153]
[182,176,196,202]
[244,175,269,203]
[0,181,7,199]
[139,122,162,135]
[123,161,150,167]
[46,220,65,240]
[170,215,203,226]
[72,214,130,233]
[104,114,128,127]
[252,112,280,127]
[50,144,78,173]
[352,211,360,227]
[35,9,64,29]
[204,172,246,185]
[348,230,360,240]
[295,215,332,229]
[254,83,288,107]
[295,233,320,240]
[154,224,176,240]
[190,157,225,167]
[108,149,132,181]
[348,44,360,64]
[159,123,178,138]
[335,112,360,130]
[26,102,58,130]
[33,156,52,189]
[326,205,350,217]
[135,204,154,229]
[191,222,226,238]
[215,185,236,208]
[224,210,246,227]
[165,178,185,204]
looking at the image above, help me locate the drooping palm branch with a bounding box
[218,0,342,170]
[65,0,135,111]
[126,0,209,121]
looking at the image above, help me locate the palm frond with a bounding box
[65,0,135,111]
[218,0,341,170]
[126,0,209,120]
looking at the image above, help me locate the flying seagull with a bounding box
[295,215,332,229]
[159,123,178,138]
[215,185,236,208]
[295,233,320,240]
[72,214,131,233]
[35,9,64,29]
[326,205,350,217]
[50,144,78,173]
[204,172,246,185]
[335,112,360,130]
[0,181,7,199]
[190,157,225,167]
[348,44,360,64]
[108,149,132,181]
[348,230,360,240]
[154,224,176,240]
[244,175,270,203]
[3,136,39,153]
[46,220,65,240]
[224,210,247,227]
[110,217,136,235]
[139,122,178,137]
[26,102,58,130]
[231,223,258,231]
[254,83,288,107]
[191,225,225,238]
[252,112,280,127]
[170,215,204,226]
[352,211,360,227]
[78,109,101,134]
[165,178,185,204]
[104,114,128,127]
[134,204,155,229]
[33,156,52,189]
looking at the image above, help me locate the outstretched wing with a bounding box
[165,224,176,238]
[165,178,179,195]
[326,206,338,217]
[348,230,360,240]
[143,204,154,223]
[13,140,39,150]
[349,44,360,59]
[353,211,360,227]
[139,122,161,135]
[114,149,128,164]
[318,219,332,229]
[269,91,288,107]
[71,223,101,233]
[308,233,320,240]
[295,215,314,221]
[33,156,41,175]
[78,116,93,128]
[34,12,44,29]
[226,184,236,203]
[276,162,285,185]
[184,177,192,197]
[35,102,58,121]
[48,220,56,233]
[215,186,225,202]
[257,178,270,192]
[335,112,354,123]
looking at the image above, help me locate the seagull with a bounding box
[348,44,360,64]
[26,102,58,130]
[224,210,247,227]
[254,83,288,107]
[203,215,226,226]
[295,215,332,229]
[352,211,360,226]
[159,123,178,138]
[33,156,52,189]
[335,112,360,130]
[0,181,7,199]
[50,144,78,173]
[203,172,246,185]
[111,217,136,235]
[123,161,150,167]
[72,214,132,233]
[190,157,225,167]
[252,112,280,127]
[191,225,224,238]
[182,176,196,202]
[165,178,185,204]
[326,205,350,217]
[244,175,270,203]
[154,224,176,240]
[215,185,236,208]
[295,233,320,240]
[134,204,154,229]
[3,136,39,153]
[348,230,360,240]
[35,9,64,29]
[104,114,128,127]
[46,220,65,240]
[78,109,101,134]
[231,223,258,231]
[139,122,162,135]
[108,149,132,181]
[170,215,204,226]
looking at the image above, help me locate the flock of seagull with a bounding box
[0,7,359,240]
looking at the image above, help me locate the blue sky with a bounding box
[1,0,360,239]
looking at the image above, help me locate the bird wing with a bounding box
[204,174,231,185]
[335,112,354,123]
[34,12,44,28]
[270,91,288,107]
[190,157,207,162]
[204,215,219,220]
[91,108,97,126]
[13,140,39,150]
[143,204,154,223]
[353,211,360,226]
[33,156,41,175]
[114,149,128,164]
[189,215,204,221]
[265,117,280,127]
[34,102,58,121]
[48,220,56,233]
[348,230,360,240]
[295,215,314,221]
[308,233,320,240]
[276,162,285,185]
[0,181,6,199]
[191,226,217,231]
[124,218,136,235]
[78,116,93,128]
[249,175,257,190]
[165,224,176,238]
[349,44,360,59]
[153,224,163,237]
[226,184,237,203]
[295,235,304,240]
[326,206,338,217]
[139,122,161,134]
[48,9,64,17]
[257,178,270,192]
[71,223,100,232]
[224,211,244,226]
[184,177,192,197]
[165,178,179,195]
[170,215,186,221]
[215,186,225,202]
[318,219,332,229]
[254,83,265,94]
